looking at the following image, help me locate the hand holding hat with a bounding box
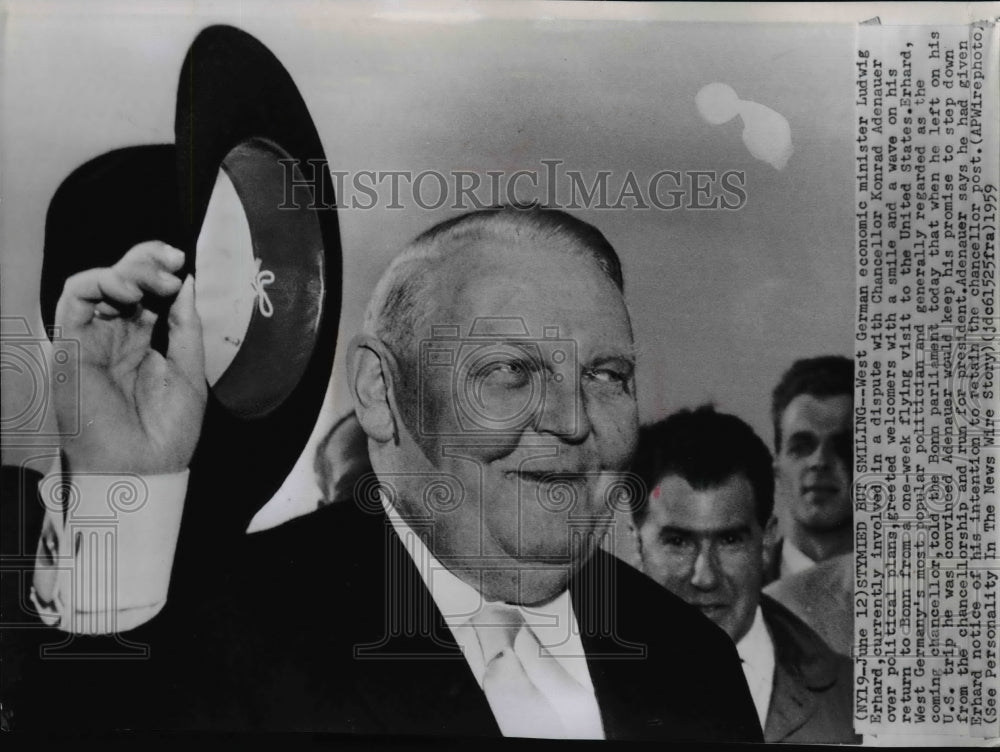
[29,24,341,641]
[54,241,207,474]
[40,25,342,533]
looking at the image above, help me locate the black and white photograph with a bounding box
[1,0,996,744]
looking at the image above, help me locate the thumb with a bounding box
[166,275,206,391]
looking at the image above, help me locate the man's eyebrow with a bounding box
[478,340,545,359]
[656,524,751,539]
[657,525,695,539]
[594,341,639,360]
[586,351,637,368]
[711,524,752,539]
[787,429,818,441]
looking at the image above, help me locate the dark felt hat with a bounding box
[40,25,342,535]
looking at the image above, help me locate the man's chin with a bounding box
[694,607,751,642]
[796,496,851,525]
[692,605,730,631]
[800,488,849,508]
[475,556,590,605]
[509,566,575,606]
[797,509,852,532]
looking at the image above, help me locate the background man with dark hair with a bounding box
[628,405,858,744]
[769,355,854,578]
[764,355,855,656]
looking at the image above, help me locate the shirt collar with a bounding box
[736,605,774,668]
[735,605,775,730]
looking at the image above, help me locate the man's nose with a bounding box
[689,545,720,590]
[807,438,835,469]
[532,377,591,442]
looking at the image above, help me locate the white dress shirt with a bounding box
[382,496,605,739]
[735,605,776,730]
[779,538,816,578]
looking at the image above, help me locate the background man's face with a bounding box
[634,474,763,642]
[775,393,852,533]
[394,239,638,604]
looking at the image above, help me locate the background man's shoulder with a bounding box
[760,594,859,743]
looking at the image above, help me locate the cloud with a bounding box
[696,83,793,170]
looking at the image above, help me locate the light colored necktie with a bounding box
[471,603,571,738]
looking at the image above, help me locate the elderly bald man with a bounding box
[15,206,761,740]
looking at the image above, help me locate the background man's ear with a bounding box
[346,334,401,444]
[761,514,780,571]
[624,517,645,572]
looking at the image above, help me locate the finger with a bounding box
[58,266,145,330]
[121,240,187,275]
[114,244,185,298]
[56,242,187,330]
[166,275,206,390]
[94,301,123,320]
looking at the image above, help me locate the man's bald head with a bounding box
[362,205,625,371]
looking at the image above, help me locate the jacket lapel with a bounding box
[765,656,818,741]
[570,550,654,739]
[345,508,499,735]
[761,595,836,741]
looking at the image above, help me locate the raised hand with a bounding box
[54,241,207,474]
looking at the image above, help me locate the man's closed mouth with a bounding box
[802,483,839,495]
[505,470,588,483]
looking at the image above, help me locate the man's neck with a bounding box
[788,524,853,563]
[380,493,571,606]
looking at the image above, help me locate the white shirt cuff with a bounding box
[31,469,189,634]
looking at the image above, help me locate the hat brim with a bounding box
[40,145,184,334]
[174,24,342,528]
[40,26,342,535]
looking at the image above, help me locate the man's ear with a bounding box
[761,514,780,571]
[771,456,787,505]
[625,516,645,572]
[346,334,402,444]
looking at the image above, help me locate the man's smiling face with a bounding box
[392,238,639,605]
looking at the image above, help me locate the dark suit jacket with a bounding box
[760,595,859,744]
[4,467,762,740]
